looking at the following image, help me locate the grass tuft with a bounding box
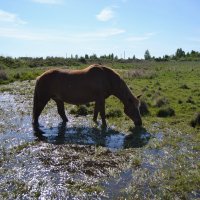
[186,96,195,104]
[154,97,168,107]
[157,107,175,117]
[190,112,200,128]
[0,70,8,80]
[70,105,91,116]
[139,100,150,116]
[106,109,122,118]
[180,84,190,89]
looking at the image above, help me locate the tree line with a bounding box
[144,48,200,61]
[0,48,200,69]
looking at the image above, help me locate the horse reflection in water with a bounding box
[33,123,150,149]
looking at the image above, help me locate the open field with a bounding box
[0,61,200,199]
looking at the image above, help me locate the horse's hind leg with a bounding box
[32,99,49,125]
[54,99,68,122]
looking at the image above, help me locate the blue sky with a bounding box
[0,0,200,58]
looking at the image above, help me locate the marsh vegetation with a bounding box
[0,61,199,199]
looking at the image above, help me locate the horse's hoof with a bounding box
[93,119,99,125]
[62,118,68,123]
[32,121,39,127]
[101,123,107,130]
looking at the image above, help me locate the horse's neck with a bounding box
[113,80,129,105]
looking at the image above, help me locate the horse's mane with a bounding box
[99,65,139,106]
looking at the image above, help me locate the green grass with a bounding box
[1,60,200,199]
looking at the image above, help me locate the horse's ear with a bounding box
[137,94,142,99]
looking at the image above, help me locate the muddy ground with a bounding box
[0,80,199,199]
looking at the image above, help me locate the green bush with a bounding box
[106,109,122,118]
[157,107,175,117]
[186,96,195,104]
[180,84,190,89]
[139,100,150,116]
[70,105,89,116]
[0,70,8,80]
[190,112,200,128]
[13,73,21,79]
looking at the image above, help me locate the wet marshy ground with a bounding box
[0,81,199,199]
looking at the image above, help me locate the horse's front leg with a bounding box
[54,99,68,122]
[93,102,98,124]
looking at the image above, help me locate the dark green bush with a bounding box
[70,105,89,116]
[186,96,195,104]
[13,73,21,79]
[190,113,200,128]
[139,100,150,116]
[106,109,122,118]
[178,99,183,104]
[0,70,8,80]
[157,107,175,117]
[180,84,190,89]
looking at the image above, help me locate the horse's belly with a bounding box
[59,89,96,105]
[63,96,95,105]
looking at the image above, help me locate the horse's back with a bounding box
[35,66,113,104]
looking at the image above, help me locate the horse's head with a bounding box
[124,95,142,127]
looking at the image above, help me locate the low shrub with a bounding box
[0,70,8,80]
[180,84,190,89]
[190,113,200,128]
[139,100,150,116]
[186,96,195,104]
[157,107,175,117]
[178,99,183,104]
[70,105,91,116]
[13,73,21,79]
[106,109,122,118]
[154,97,168,107]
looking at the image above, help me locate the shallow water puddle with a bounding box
[0,90,166,199]
[0,92,151,150]
[32,123,151,151]
[1,86,199,199]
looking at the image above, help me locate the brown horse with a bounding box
[32,64,142,127]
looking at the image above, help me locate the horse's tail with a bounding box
[32,78,39,124]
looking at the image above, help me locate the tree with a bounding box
[78,57,87,64]
[90,54,97,59]
[175,48,185,58]
[144,50,151,60]
[75,54,79,60]
[84,54,89,59]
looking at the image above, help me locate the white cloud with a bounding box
[0,27,125,41]
[31,0,63,4]
[96,7,115,21]
[0,9,26,24]
[80,28,125,38]
[0,28,45,40]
